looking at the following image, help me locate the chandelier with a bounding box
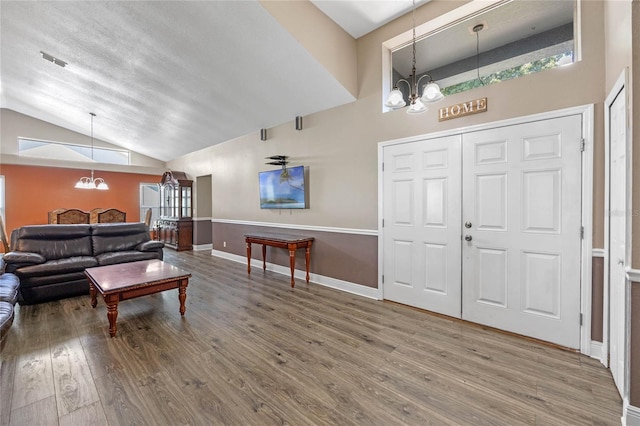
[385,0,444,114]
[75,112,108,190]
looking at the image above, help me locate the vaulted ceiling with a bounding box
[1,1,569,163]
[0,1,421,162]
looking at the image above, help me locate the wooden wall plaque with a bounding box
[439,97,488,121]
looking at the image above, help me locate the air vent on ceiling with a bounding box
[40,51,67,68]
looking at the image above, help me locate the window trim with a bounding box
[381,0,582,111]
[18,137,130,165]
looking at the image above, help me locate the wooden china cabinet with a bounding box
[156,171,193,251]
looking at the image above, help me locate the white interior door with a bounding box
[461,115,583,349]
[608,84,627,396]
[382,135,462,318]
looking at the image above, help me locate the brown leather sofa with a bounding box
[4,222,163,305]
[0,257,20,350]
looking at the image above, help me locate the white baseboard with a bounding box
[624,403,640,425]
[211,249,381,300]
[193,244,213,251]
[590,341,605,364]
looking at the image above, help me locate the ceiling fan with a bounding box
[265,155,290,178]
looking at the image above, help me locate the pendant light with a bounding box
[75,112,109,190]
[473,23,485,86]
[385,0,444,114]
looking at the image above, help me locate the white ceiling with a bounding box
[310,0,430,39]
[0,1,369,162]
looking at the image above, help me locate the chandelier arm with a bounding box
[416,74,433,90]
[395,78,417,103]
[394,78,411,91]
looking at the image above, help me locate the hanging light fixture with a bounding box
[75,112,109,190]
[473,23,485,86]
[385,0,444,114]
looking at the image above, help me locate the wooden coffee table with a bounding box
[85,259,191,337]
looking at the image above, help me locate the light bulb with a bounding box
[385,89,407,109]
[406,99,428,114]
[421,82,444,103]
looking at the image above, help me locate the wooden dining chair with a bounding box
[0,215,10,253]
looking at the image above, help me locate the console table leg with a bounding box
[246,242,252,275]
[305,245,312,283]
[89,282,97,308]
[288,244,296,288]
[262,244,267,271]
[178,281,188,316]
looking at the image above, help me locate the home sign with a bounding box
[438,97,488,121]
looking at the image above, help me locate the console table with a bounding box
[244,232,314,287]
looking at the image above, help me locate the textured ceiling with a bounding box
[0,1,356,162]
[2,1,566,163]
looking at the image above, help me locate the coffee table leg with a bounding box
[89,282,97,308]
[104,295,119,337]
[178,280,188,316]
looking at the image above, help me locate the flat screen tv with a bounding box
[259,165,306,209]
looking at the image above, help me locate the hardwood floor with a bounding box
[1,250,622,425]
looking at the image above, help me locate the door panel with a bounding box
[475,173,507,230]
[462,115,583,349]
[383,135,462,318]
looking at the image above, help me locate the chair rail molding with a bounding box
[212,218,378,236]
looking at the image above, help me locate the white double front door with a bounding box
[382,114,583,349]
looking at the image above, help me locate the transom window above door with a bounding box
[385,0,576,106]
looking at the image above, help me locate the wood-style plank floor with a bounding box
[1,250,622,425]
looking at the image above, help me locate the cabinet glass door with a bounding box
[181,187,192,217]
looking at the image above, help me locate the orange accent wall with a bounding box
[0,164,161,246]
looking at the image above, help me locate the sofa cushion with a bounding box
[0,301,14,343]
[12,225,92,260]
[14,256,98,279]
[0,273,20,304]
[91,223,149,255]
[95,251,161,266]
[0,285,18,305]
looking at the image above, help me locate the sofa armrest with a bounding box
[3,251,47,273]
[3,251,46,265]
[136,241,164,252]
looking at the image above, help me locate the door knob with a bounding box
[465,221,472,228]
[464,235,473,241]
[618,259,624,266]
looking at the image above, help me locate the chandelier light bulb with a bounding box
[385,89,407,109]
[406,99,428,114]
[421,82,444,103]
